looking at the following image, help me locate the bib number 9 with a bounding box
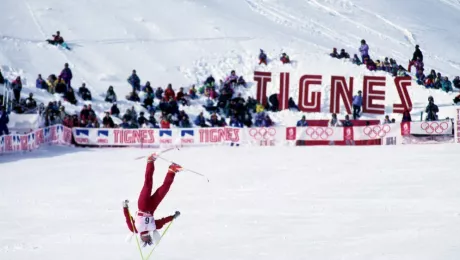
[145,218,150,224]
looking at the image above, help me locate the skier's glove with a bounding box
[122,200,129,208]
[173,211,181,219]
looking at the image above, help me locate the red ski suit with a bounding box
[123,161,175,235]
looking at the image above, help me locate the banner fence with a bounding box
[0,120,456,155]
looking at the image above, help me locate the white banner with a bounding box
[408,121,453,135]
[71,127,243,147]
[0,124,72,154]
[66,121,457,147]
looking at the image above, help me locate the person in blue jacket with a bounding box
[296,115,308,127]
[229,116,243,128]
[128,70,141,91]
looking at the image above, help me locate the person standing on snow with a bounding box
[352,90,363,120]
[359,39,369,63]
[123,154,182,247]
[259,49,268,65]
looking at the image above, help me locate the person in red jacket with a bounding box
[164,84,175,101]
[123,155,182,247]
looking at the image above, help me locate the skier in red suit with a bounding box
[123,154,182,246]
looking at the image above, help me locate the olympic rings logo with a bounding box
[249,128,276,140]
[305,127,334,140]
[420,122,449,134]
[363,125,391,138]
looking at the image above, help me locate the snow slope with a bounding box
[1,145,460,259]
[1,0,460,125]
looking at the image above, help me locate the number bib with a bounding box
[135,214,157,232]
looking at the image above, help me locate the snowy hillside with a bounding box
[1,0,460,125]
[2,145,460,260]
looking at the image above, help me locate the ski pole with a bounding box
[144,220,174,260]
[156,155,210,182]
[127,207,145,260]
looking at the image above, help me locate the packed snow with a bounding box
[1,146,460,260]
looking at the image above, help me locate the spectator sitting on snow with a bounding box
[64,87,77,105]
[78,83,92,101]
[127,70,141,91]
[155,87,164,100]
[343,115,353,127]
[25,93,37,110]
[176,87,188,106]
[397,66,407,77]
[36,74,47,89]
[229,116,243,127]
[80,105,90,122]
[383,57,391,72]
[203,98,218,113]
[103,112,115,128]
[280,53,290,64]
[207,113,221,127]
[104,86,117,103]
[296,115,308,127]
[434,73,443,89]
[160,115,170,129]
[189,85,198,99]
[425,96,439,121]
[330,48,339,58]
[141,81,153,93]
[126,91,140,102]
[453,76,460,89]
[120,118,130,129]
[225,70,238,85]
[338,49,350,59]
[364,58,376,71]
[383,115,391,124]
[147,113,158,128]
[137,112,148,127]
[441,77,453,92]
[164,84,175,101]
[110,103,120,117]
[416,70,426,85]
[205,75,215,87]
[54,76,67,94]
[352,54,362,65]
[329,113,342,127]
[259,49,268,65]
[237,76,247,87]
[46,31,64,45]
[194,112,207,127]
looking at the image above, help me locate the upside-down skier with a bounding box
[123,153,182,247]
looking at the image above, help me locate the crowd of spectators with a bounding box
[330,40,460,95]
[0,40,455,137]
